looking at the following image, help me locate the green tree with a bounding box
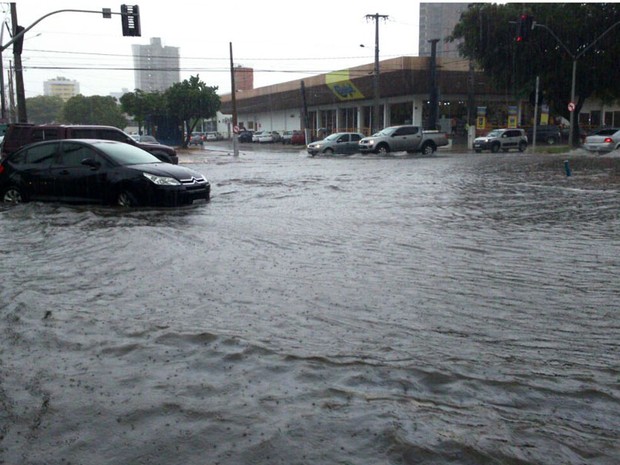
[450,3,620,146]
[120,89,167,135]
[164,75,220,148]
[62,95,128,128]
[25,95,65,124]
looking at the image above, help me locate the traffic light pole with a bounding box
[1,5,139,122]
[533,20,620,147]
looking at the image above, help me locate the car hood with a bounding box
[129,163,207,180]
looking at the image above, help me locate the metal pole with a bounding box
[568,59,577,148]
[532,75,539,153]
[373,15,380,134]
[428,39,439,130]
[229,41,238,157]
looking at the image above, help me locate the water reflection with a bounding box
[0,151,618,464]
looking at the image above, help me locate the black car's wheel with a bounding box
[491,143,500,153]
[375,144,389,154]
[323,148,334,155]
[116,190,139,207]
[3,186,27,203]
[475,149,482,153]
[518,141,527,152]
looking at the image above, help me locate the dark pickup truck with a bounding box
[1,124,178,164]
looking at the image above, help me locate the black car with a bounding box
[526,125,562,145]
[0,139,210,207]
[238,130,253,143]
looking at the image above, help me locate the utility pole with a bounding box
[229,42,239,157]
[10,3,26,122]
[1,5,140,122]
[366,13,388,134]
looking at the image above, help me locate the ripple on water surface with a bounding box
[0,152,618,464]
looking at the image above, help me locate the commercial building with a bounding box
[220,56,506,139]
[43,76,80,101]
[131,37,180,92]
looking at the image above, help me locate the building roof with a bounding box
[220,56,499,114]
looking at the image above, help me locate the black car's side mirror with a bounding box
[82,158,101,169]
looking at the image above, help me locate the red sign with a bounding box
[233,125,240,134]
[568,102,576,112]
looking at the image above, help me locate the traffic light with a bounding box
[516,14,533,42]
[121,4,141,37]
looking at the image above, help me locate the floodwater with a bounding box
[1,148,618,465]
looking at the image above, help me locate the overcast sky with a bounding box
[3,0,422,98]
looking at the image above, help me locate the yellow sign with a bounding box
[476,116,486,129]
[508,115,518,128]
[326,71,365,101]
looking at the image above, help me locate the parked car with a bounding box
[291,131,306,145]
[526,125,562,145]
[138,135,160,144]
[0,139,210,207]
[252,131,265,143]
[583,128,620,153]
[2,123,178,164]
[473,128,528,153]
[238,130,253,143]
[258,131,281,143]
[281,131,296,144]
[307,132,365,156]
[189,133,205,145]
[205,132,223,141]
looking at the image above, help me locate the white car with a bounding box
[258,131,281,143]
[252,131,265,143]
[583,128,620,153]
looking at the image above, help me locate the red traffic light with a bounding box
[516,14,533,43]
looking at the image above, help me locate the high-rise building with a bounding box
[418,3,470,57]
[43,76,80,101]
[131,37,180,92]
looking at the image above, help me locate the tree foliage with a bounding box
[164,75,221,147]
[25,95,65,124]
[120,89,167,135]
[62,95,127,128]
[120,76,220,148]
[450,3,620,145]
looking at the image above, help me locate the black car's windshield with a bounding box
[94,140,161,165]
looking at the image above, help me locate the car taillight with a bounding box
[604,137,613,143]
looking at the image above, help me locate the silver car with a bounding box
[583,128,620,153]
[307,132,365,156]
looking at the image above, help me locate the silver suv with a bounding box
[473,128,528,153]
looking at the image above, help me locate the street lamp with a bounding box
[533,20,620,147]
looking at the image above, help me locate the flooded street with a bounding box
[1,148,619,464]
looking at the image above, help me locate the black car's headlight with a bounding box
[143,172,181,186]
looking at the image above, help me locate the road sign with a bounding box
[233,125,240,134]
[568,102,576,112]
